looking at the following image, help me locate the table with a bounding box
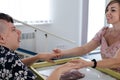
[30,57,120,80]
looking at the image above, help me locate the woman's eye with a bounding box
[12,28,16,31]
[111,9,116,12]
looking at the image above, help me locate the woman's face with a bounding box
[106,3,120,24]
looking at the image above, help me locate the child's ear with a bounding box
[0,34,6,44]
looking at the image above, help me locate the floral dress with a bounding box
[92,27,120,72]
[93,27,120,73]
[0,46,36,80]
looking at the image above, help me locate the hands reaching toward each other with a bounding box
[53,48,94,69]
[53,48,63,56]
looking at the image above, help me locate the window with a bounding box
[87,0,106,41]
[0,0,51,24]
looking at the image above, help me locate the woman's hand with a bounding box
[69,59,94,68]
[53,48,63,57]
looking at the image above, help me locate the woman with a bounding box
[53,0,120,72]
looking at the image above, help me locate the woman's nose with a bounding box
[106,10,111,16]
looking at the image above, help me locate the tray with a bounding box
[30,57,80,80]
[30,57,120,80]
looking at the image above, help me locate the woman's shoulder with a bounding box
[94,26,109,37]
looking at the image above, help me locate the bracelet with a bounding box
[91,59,97,68]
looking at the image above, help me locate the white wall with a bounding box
[37,0,88,52]
[18,0,89,53]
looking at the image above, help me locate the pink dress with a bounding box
[92,27,120,72]
[93,27,120,73]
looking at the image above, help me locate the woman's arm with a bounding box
[97,58,120,68]
[70,55,120,69]
[53,40,100,57]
